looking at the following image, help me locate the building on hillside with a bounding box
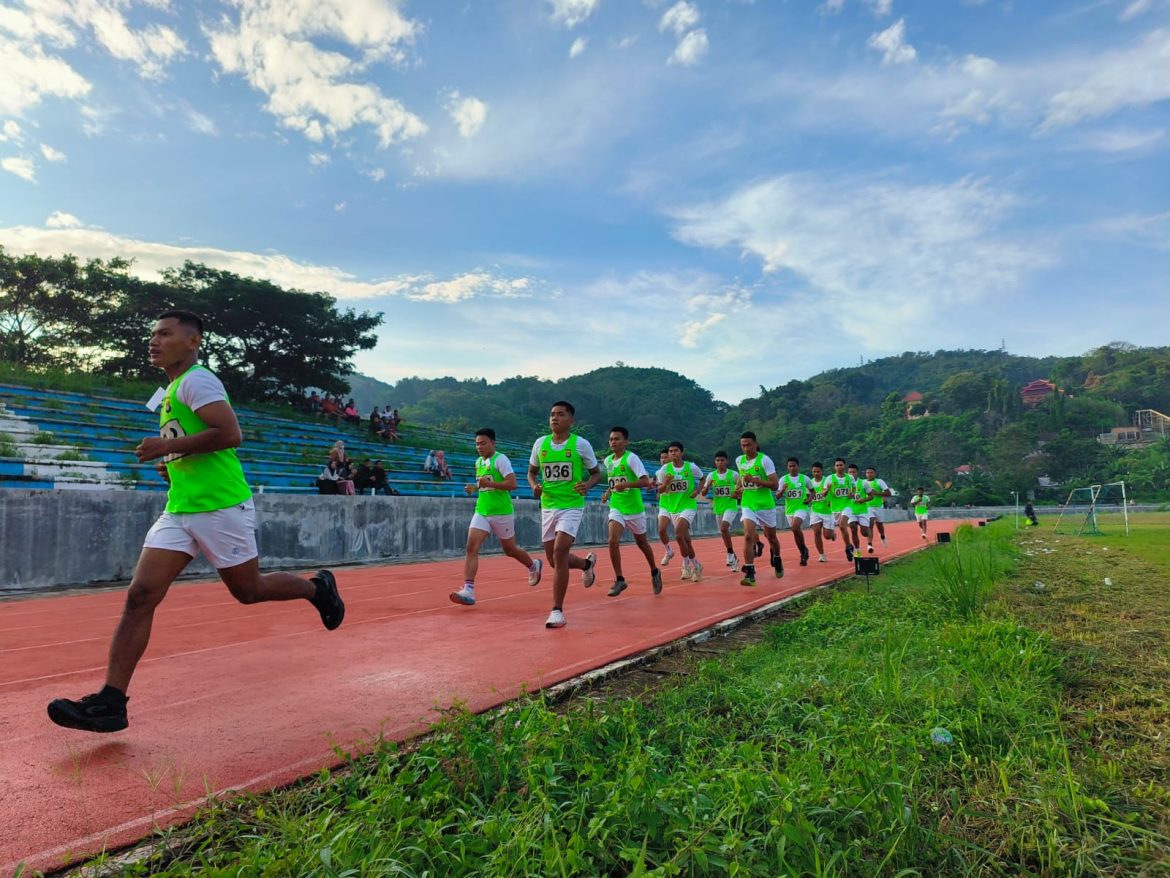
[1097,409,1170,447]
[1020,379,1058,407]
[902,391,926,420]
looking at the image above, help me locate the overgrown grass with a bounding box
[0,431,16,457]
[29,431,60,445]
[51,522,1169,877]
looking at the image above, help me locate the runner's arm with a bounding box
[136,400,242,462]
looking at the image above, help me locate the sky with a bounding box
[1,0,1169,404]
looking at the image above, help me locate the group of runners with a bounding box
[454,400,932,630]
[45,311,932,734]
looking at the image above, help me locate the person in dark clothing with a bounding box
[352,459,374,493]
[1024,501,1039,527]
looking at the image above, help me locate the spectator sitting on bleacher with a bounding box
[320,395,342,422]
[423,449,436,474]
[433,449,452,480]
[371,460,400,495]
[352,458,374,492]
[317,460,342,494]
[381,414,399,442]
[369,407,383,435]
[344,399,361,425]
[306,390,322,414]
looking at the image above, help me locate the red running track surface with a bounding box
[0,521,953,875]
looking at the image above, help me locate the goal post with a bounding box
[1052,481,1129,536]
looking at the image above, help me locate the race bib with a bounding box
[159,418,187,462]
[668,479,689,493]
[542,460,574,482]
[713,485,733,498]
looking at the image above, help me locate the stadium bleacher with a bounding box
[0,383,622,502]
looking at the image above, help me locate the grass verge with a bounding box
[48,521,1170,877]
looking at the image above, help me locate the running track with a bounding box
[0,522,953,876]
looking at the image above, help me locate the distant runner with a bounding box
[735,432,783,586]
[825,457,857,562]
[910,487,932,540]
[527,401,603,628]
[600,426,663,597]
[702,450,740,571]
[776,456,814,566]
[864,466,891,550]
[450,428,543,606]
[657,442,704,581]
[808,461,836,563]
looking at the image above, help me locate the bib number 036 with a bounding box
[542,461,573,482]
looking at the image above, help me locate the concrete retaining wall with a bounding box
[0,490,918,593]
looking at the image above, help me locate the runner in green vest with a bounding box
[910,487,932,541]
[654,447,677,566]
[777,457,814,566]
[600,426,662,597]
[527,401,603,629]
[656,441,704,581]
[865,466,891,549]
[734,431,783,585]
[808,461,836,563]
[847,463,876,555]
[450,428,543,606]
[48,310,344,734]
[825,457,859,562]
[702,450,740,571]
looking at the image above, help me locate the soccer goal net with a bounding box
[1052,482,1129,536]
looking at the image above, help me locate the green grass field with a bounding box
[40,519,1170,877]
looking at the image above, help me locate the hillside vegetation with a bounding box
[354,345,1170,505]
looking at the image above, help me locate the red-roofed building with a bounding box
[1020,379,1057,407]
[903,391,926,420]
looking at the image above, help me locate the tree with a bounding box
[0,249,104,367]
[157,263,383,403]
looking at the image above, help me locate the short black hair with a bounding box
[157,309,203,334]
[476,427,496,441]
[551,400,575,416]
[812,461,823,469]
[715,450,728,459]
[787,456,799,465]
[847,463,858,470]
[740,431,757,442]
[835,457,846,465]
[610,426,629,439]
[668,441,684,452]
[660,447,670,456]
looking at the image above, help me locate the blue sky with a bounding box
[1,0,1168,403]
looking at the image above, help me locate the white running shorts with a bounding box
[740,507,777,530]
[669,508,697,528]
[868,507,886,523]
[812,511,836,529]
[787,508,811,526]
[469,513,516,540]
[718,508,739,526]
[608,509,648,535]
[144,499,259,570]
[916,512,930,522]
[541,507,584,543]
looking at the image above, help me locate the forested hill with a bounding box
[351,344,1170,503]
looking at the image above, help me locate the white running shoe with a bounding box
[545,609,566,628]
[725,553,735,568]
[881,537,888,547]
[680,561,693,582]
[691,560,703,581]
[528,558,543,587]
[661,546,675,566]
[449,586,475,606]
[728,554,739,572]
[867,544,874,554]
[818,554,827,563]
[582,552,597,588]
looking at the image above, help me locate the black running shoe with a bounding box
[755,540,764,558]
[651,568,663,595]
[311,569,345,630]
[771,552,784,579]
[48,690,128,733]
[607,578,628,597]
[799,551,808,567]
[845,544,855,562]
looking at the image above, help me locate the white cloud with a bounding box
[1041,29,1170,130]
[1100,211,1170,250]
[39,143,65,161]
[867,18,916,65]
[411,272,531,303]
[45,210,81,228]
[334,201,346,212]
[185,107,216,135]
[0,33,92,116]
[309,151,331,165]
[204,1,426,149]
[1,156,36,181]
[0,223,539,304]
[865,0,893,16]
[364,167,387,182]
[1120,0,1153,21]
[1074,127,1164,153]
[444,91,488,138]
[660,2,700,36]
[669,29,708,66]
[680,312,725,348]
[548,0,600,28]
[569,36,587,58]
[820,0,845,13]
[0,120,22,142]
[668,174,1048,352]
